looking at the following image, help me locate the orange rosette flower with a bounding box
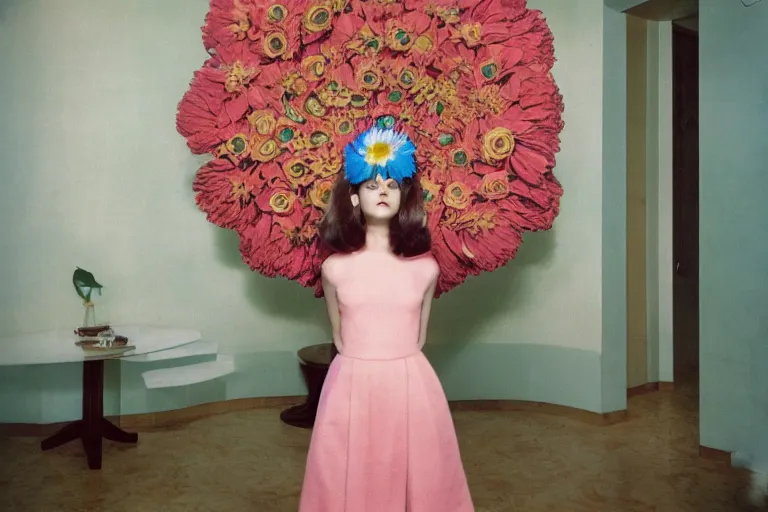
[250,136,281,163]
[241,1,303,61]
[281,157,315,190]
[238,206,323,285]
[256,179,299,217]
[442,180,473,210]
[308,178,334,210]
[475,104,562,189]
[479,170,511,201]
[301,0,336,44]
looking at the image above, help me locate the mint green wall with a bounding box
[0,0,627,424]
[698,0,768,472]
[601,4,628,412]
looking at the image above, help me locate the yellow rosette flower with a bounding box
[356,61,384,91]
[251,137,281,163]
[267,4,288,23]
[225,133,249,156]
[303,2,333,33]
[309,179,334,209]
[482,127,515,162]
[268,189,296,214]
[443,181,472,210]
[386,26,415,52]
[283,157,313,189]
[248,110,277,136]
[480,171,511,200]
[263,31,288,59]
[459,23,482,47]
[301,55,327,82]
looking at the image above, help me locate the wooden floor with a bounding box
[0,381,759,511]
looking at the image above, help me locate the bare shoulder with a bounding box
[321,253,349,284]
[410,252,439,281]
[321,253,339,272]
[425,254,440,281]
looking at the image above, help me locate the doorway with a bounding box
[671,23,699,379]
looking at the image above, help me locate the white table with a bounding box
[0,325,201,470]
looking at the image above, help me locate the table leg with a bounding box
[81,358,104,469]
[40,420,81,450]
[40,359,138,470]
[102,418,138,443]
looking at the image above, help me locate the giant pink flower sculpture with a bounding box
[177,0,564,296]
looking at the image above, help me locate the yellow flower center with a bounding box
[269,191,295,213]
[366,142,392,164]
[414,34,434,53]
[483,127,515,161]
[461,23,482,46]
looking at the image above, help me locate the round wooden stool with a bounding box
[280,342,337,429]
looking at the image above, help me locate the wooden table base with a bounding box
[40,359,138,470]
[280,343,336,429]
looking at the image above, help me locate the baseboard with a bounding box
[627,381,675,398]
[699,445,733,465]
[627,382,659,397]
[118,395,306,430]
[449,400,627,426]
[658,381,675,391]
[0,395,628,437]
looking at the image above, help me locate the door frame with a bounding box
[609,1,686,388]
[621,12,676,386]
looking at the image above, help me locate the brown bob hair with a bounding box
[317,175,431,257]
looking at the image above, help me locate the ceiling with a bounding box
[625,0,698,21]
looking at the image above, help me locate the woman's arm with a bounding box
[322,272,343,352]
[417,275,438,350]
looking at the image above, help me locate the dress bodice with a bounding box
[322,250,439,360]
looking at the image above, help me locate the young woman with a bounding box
[299,126,474,511]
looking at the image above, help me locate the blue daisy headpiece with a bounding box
[343,126,417,185]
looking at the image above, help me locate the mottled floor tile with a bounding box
[0,382,757,511]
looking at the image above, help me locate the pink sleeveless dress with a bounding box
[299,250,474,512]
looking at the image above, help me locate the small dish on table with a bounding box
[74,326,135,356]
